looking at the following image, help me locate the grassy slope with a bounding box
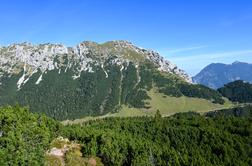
[115,88,232,117]
[62,88,233,125]
[145,88,232,116]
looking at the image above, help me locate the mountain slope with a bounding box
[218,80,252,103]
[193,61,252,89]
[0,41,225,120]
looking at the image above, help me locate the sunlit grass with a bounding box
[62,88,233,125]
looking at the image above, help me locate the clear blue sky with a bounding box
[1,0,252,76]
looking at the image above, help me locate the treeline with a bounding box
[218,80,252,103]
[206,105,252,117]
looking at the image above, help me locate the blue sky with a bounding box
[0,0,252,76]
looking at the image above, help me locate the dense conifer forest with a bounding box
[1,105,251,165]
[218,80,252,103]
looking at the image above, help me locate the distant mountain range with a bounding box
[193,61,252,89]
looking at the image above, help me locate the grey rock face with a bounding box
[0,40,192,89]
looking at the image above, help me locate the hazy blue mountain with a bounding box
[193,61,252,89]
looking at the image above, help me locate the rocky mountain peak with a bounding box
[0,40,192,88]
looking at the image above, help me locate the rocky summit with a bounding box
[0,40,191,89]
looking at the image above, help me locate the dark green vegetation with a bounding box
[0,59,224,120]
[218,80,252,103]
[206,105,252,117]
[1,106,251,165]
[62,109,252,165]
[0,106,61,165]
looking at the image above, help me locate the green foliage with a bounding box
[61,108,252,166]
[218,80,252,103]
[121,62,138,104]
[0,72,20,104]
[127,89,150,108]
[45,155,64,166]
[206,105,252,117]
[178,83,225,104]
[1,106,251,165]
[155,109,162,119]
[0,106,61,165]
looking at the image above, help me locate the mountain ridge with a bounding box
[0,40,192,88]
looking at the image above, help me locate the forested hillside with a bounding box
[1,106,251,165]
[0,60,224,120]
[218,80,252,103]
